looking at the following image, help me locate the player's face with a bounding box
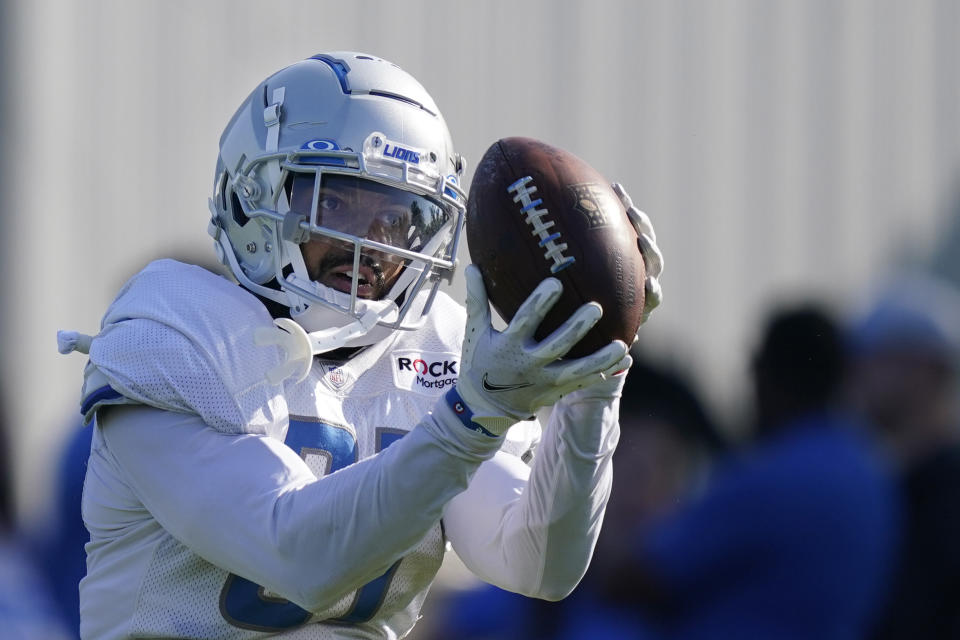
[291,174,447,300]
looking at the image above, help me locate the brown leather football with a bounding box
[466,137,646,358]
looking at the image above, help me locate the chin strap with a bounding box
[254,303,396,385]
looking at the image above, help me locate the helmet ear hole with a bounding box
[230,192,250,227]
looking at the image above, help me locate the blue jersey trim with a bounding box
[80,385,123,416]
[333,560,402,624]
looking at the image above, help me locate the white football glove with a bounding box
[612,182,663,326]
[455,265,632,435]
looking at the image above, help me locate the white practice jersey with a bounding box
[76,259,622,640]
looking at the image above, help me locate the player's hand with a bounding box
[612,183,663,327]
[455,265,631,435]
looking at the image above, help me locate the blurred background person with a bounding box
[32,419,89,639]
[846,274,960,639]
[607,306,900,639]
[0,390,73,639]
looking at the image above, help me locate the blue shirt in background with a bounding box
[644,412,900,640]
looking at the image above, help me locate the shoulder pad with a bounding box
[83,260,288,438]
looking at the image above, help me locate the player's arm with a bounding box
[440,180,664,599]
[94,394,501,614]
[441,265,631,600]
[442,372,625,600]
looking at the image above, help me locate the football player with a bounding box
[58,52,663,639]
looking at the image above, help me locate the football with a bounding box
[466,137,646,358]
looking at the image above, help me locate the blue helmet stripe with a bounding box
[309,54,351,94]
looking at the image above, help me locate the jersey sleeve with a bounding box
[441,372,625,600]
[80,259,288,438]
[94,393,504,614]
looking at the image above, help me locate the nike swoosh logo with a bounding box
[481,373,534,393]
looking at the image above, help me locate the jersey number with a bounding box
[220,419,404,632]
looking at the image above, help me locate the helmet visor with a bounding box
[288,172,455,300]
[288,172,453,253]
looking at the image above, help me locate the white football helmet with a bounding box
[208,52,466,353]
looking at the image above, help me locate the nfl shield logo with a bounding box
[329,367,346,387]
[568,183,614,229]
[320,362,351,391]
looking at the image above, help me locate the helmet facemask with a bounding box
[209,53,467,358]
[215,133,465,353]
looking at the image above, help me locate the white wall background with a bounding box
[4,0,960,521]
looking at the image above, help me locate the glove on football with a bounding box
[612,182,663,326]
[455,265,631,435]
